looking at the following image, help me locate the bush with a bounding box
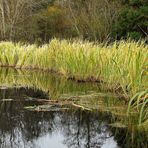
[113,0,148,40]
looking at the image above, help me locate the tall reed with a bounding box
[1,39,147,94]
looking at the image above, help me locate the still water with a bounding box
[0,68,147,148]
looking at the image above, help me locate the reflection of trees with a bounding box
[0,98,147,148]
[0,72,147,148]
[0,87,49,100]
[0,101,23,147]
[0,93,115,148]
[60,111,113,148]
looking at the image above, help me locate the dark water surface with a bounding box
[0,68,147,148]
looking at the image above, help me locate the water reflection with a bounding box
[0,68,147,148]
[0,68,103,99]
[0,88,118,148]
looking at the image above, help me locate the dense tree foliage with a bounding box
[113,0,148,40]
[0,0,147,42]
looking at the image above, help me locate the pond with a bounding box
[0,68,147,148]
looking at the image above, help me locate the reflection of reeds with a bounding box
[0,69,146,129]
[0,39,147,123]
[0,68,101,99]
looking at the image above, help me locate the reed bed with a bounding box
[0,39,147,123]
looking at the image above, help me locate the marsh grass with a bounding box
[0,39,147,122]
[127,90,148,124]
[0,39,147,94]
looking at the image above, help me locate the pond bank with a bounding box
[0,39,147,125]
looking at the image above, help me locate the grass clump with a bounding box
[127,90,148,124]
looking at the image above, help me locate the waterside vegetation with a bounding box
[0,68,147,131]
[0,39,147,124]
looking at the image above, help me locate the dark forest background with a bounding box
[0,0,147,43]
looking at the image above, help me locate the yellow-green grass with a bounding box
[0,39,147,123]
[0,39,147,94]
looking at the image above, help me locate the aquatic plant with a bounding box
[0,39,147,123]
[127,90,148,124]
[0,39,147,94]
